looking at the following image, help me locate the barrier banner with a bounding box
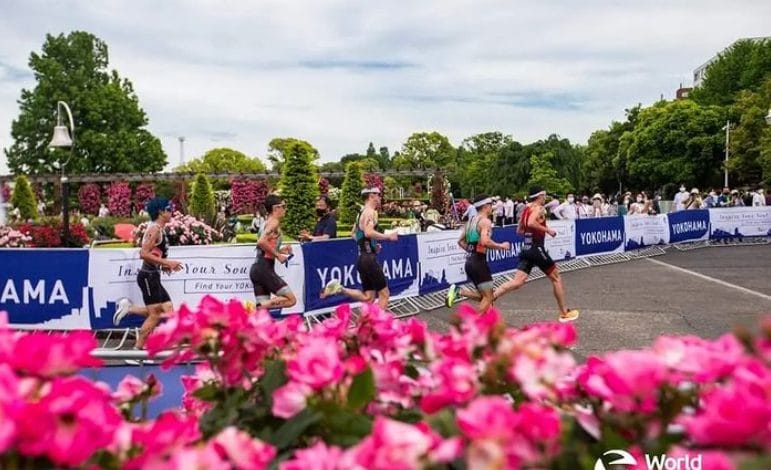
[302,235,419,312]
[487,226,525,275]
[667,209,710,243]
[3,249,90,329]
[417,230,467,295]
[709,207,771,238]
[544,219,576,261]
[575,216,625,256]
[624,214,669,250]
[88,244,305,329]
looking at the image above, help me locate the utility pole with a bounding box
[179,136,185,165]
[723,121,730,188]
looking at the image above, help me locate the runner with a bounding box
[320,187,397,310]
[446,194,511,313]
[250,194,297,315]
[492,186,579,322]
[112,197,184,349]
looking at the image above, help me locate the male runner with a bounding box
[446,194,511,313]
[321,187,397,309]
[491,186,579,322]
[113,198,184,349]
[250,194,297,314]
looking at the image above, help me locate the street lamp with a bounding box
[722,120,732,188]
[48,101,74,246]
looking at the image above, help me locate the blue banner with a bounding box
[668,210,710,243]
[301,235,419,311]
[487,226,525,275]
[1,249,90,327]
[575,216,625,256]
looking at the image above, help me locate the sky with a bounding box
[1,0,770,174]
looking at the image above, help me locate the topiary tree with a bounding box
[278,141,319,237]
[11,175,38,220]
[429,172,450,213]
[107,181,132,217]
[78,183,101,215]
[339,161,364,224]
[189,173,216,224]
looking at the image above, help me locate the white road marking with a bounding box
[646,258,771,302]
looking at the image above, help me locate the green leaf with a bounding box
[270,408,322,450]
[261,360,288,408]
[321,409,373,447]
[346,367,376,410]
[739,455,771,470]
[193,382,222,401]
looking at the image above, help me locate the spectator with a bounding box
[752,188,766,207]
[703,191,718,208]
[494,197,505,226]
[718,187,730,207]
[589,193,608,217]
[673,185,689,211]
[554,193,579,220]
[729,190,744,207]
[37,200,46,216]
[514,196,526,222]
[616,194,628,216]
[463,200,478,221]
[628,193,650,215]
[300,195,337,241]
[577,195,592,218]
[98,203,110,218]
[684,188,702,210]
[504,196,515,225]
[545,195,561,220]
[250,205,267,234]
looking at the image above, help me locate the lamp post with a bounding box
[722,120,731,188]
[48,101,74,246]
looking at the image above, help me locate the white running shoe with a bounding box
[113,298,132,326]
[322,279,343,297]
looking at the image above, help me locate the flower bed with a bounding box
[133,212,223,246]
[0,226,32,248]
[1,300,768,469]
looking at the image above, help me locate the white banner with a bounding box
[417,230,468,294]
[544,219,576,261]
[88,243,305,327]
[624,214,670,250]
[709,207,771,238]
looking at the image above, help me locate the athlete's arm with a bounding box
[527,207,556,237]
[362,208,396,241]
[479,218,509,250]
[257,219,285,260]
[457,225,468,250]
[140,225,181,271]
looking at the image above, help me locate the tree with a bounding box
[582,106,640,194]
[724,78,771,186]
[190,174,216,224]
[691,38,771,107]
[393,132,457,170]
[457,132,513,197]
[176,148,266,174]
[11,175,38,220]
[278,141,319,238]
[339,162,364,224]
[623,100,725,191]
[377,146,391,170]
[527,152,573,196]
[268,138,319,173]
[5,31,166,175]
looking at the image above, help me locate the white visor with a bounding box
[528,190,546,200]
[473,197,494,208]
[361,187,381,195]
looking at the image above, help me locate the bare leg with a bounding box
[493,270,529,300]
[477,288,495,313]
[377,287,390,310]
[136,303,168,349]
[260,291,297,309]
[546,269,568,313]
[129,305,149,316]
[459,286,482,301]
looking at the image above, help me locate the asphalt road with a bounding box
[419,244,771,361]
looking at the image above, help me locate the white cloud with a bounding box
[1,0,769,174]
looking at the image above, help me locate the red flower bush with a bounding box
[0,183,10,202]
[134,183,155,213]
[363,173,384,198]
[318,177,330,196]
[107,181,132,217]
[230,179,268,214]
[18,221,90,247]
[77,183,102,215]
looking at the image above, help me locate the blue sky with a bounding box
[1,0,769,173]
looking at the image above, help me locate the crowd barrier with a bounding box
[2,207,769,330]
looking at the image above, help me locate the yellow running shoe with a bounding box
[558,309,580,323]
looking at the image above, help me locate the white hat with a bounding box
[690,188,699,194]
[361,187,381,195]
[592,193,603,200]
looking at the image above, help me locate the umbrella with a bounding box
[114,224,136,242]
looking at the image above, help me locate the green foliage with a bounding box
[457,132,513,197]
[11,175,38,220]
[5,31,166,175]
[339,162,364,224]
[726,78,771,186]
[692,38,771,107]
[527,152,573,195]
[278,140,319,238]
[377,146,391,170]
[189,173,216,224]
[176,148,266,174]
[393,131,457,171]
[583,106,640,194]
[623,100,725,191]
[268,138,319,173]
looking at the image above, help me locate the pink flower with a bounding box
[344,417,447,470]
[7,331,101,377]
[577,350,669,413]
[280,441,344,470]
[113,373,162,404]
[511,348,576,401]
[0,363,20,453]
[457,396,518,441]
[653,334,745,382]
[167,443,231,470]
[16,376,122,467]
[666,447,736,470]
[287,337,343,390]
[419,357,478,413]
[272,381,312,419]
[124,412,201,469]
[212,426,276,470]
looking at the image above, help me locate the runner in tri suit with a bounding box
[112,198,184,349]
[320,187,397,310]
[493,186,579,322]
[250,194,297,315]
[446,194,511,313]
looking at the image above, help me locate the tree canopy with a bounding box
[175,148,266,174]
[692,38,771,107]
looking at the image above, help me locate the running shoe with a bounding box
[446,284,458,307]
[558,309,580,323]
[113,297,132,326]
[322,279,343,297]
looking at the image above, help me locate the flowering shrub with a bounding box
[0,182,10,202]
[1,300,769,469]
[453,198,470,217]
[134,183,155,213]
[17,221,90,247]
[364,173,385,198]
[231,179,269,215]
[318,177,330,196]
[107,181,132,217]
[133,211,223,246]
[0,226,32,248]
[77,183,102,215]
